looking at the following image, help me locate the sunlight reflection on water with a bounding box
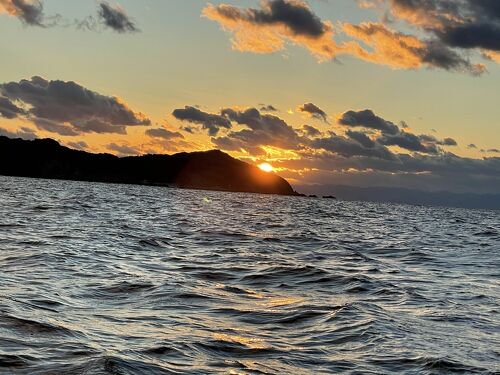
[0,175,499,374]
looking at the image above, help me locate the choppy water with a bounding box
[0,176,499,374]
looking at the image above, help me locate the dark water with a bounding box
[0,176,499,374]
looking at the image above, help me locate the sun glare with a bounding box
[258,162,274,173]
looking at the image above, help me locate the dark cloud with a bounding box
[300,124,321,138]
[211,135,267,155]
[212,107,305,153]
[383,0,500,60]
[222,107,282,130]
[343,22,485,75]
[172,106,231,136]
[203,0,337,61]
[98,2,138,33]
[207,106,451,158]
[209,0,327,38]
[66,140,88,151]
[145,128,184,140]
[283,151,500,179]
[181,126,196,134]
[106,143,141,156]
[0,0,139,32]
[168,101,498,193]
[418,134,458,146]
[338,109,399,135]
[212,107,395,159]
[277,150,500,193]
[482,148,500,153]
[31,117,79,136]
[441,137,458,146]
[259,104,278,112]
[76,118,128,134]
[0,96,25,119]
[204,0,489,73]
[394,152,500,178]
[168,101,495,194]
[312,133,395,160]
[424,135,442,144]
[143,126,194,154]
[298,102,328,123]
[0,76,150,136]
[0,125,37,140]
[346,130,376,148]
[421,39,484,74]
[438,23,500,52]
[0,0,44,26]
[468,143,477,149]
[256,0,327,37]
[338,110,452,154]
[378,131,439,154]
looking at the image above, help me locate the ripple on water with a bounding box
[0,176,499,374]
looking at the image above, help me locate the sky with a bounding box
[0,0,499,194]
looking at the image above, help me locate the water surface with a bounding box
[0,176,498,374]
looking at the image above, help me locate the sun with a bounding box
[258,162,274,173]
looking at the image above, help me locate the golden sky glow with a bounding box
[0,0,499,193]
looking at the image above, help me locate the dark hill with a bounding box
[0,136,297,196]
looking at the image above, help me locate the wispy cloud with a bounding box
[0,0,140,33]
[298,102,329,123]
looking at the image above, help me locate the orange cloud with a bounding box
[204,0,488,74]
[343,22,429,69]
[342,22,486,74]
[365,0,500,68]
[202,1,338,62]
[0,0,44,25]
[483,50,500,63]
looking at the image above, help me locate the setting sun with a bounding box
[0,1,499,373]
[258,162,274,173]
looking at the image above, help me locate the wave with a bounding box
[0,176,498,373]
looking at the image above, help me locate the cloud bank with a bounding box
[0,76,150,136]
[204,0,493,74]
[0,125,37,140]
[168,103,498,193]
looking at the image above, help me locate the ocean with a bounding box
[0,176,498,374]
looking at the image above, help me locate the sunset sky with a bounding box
[1,0,499,193]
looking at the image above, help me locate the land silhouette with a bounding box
[2,136,498,209]
[0,136,297,196]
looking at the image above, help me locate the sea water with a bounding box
[0,176,498,374]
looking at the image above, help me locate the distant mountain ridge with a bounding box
[0,136,297,196]
[295,184,500,210]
